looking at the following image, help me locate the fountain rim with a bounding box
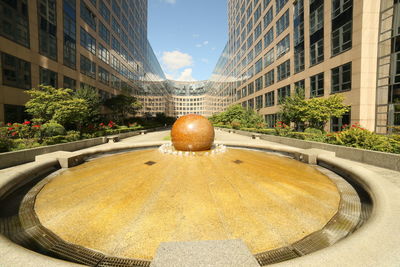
[0,140,399,266]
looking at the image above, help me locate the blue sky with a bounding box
[148,0,228,81]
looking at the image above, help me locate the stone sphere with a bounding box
[171,114,215,151]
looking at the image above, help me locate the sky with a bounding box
[148,0,228,81]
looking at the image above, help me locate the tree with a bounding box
[104,94,142,124]
[208,104,264,129]
[279,89,307,130]
[25,85,89,129]
[74,85,102,124]
[304,95,350,130]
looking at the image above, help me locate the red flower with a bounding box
[99,123,105,126]
[7,123,12,126]
[8,127,14,131]
[11,132,17,136]
[23,121,31,125]
[32,125,41,128]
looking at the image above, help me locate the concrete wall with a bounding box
[220,128,400,172]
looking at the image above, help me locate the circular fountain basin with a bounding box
[33,148,340,261]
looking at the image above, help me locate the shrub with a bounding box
[0,135,12,152]
[255,128,276,135]
[65,130,81,142]
[42,135,68,146]
[40,122,66,137]
[274,121,292,136]
[304,128,323,135]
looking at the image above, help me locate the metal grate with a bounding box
[233,160,243,164]
[144,161,156,166]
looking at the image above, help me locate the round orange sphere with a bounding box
[171,114,215,151]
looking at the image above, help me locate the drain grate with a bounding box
[144,161,156,166]
[233,159,243,164]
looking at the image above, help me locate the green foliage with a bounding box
[325,123,400,153]
[208,104,265,129]
[0,126,12,152]
[274,121,293,136]
[42,135,68,146]
[40,122,66,137]
[25,85,90,128]
[74,85,102,124]
[304,128,323,135]
[279,89,307,130]
[65,130,81,142]
[104,94,142,124]
[279,92,350,131]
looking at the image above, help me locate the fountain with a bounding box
[0,116,373,266]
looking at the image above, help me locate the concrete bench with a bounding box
[140,130,147,135]
[251,133,261,139]
[106,135,120,143]
[294,148,336,164]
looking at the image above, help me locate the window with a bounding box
[265,113,277,128]
[246,4,253,19]
[256,95,263,109]
[263,7,273,29]
[247,50,254,64]
[80,27,96,54]
[294,46,305,73]
[248,82,255,95]
[98,43,109,63]
[39,67,58,87]
[63,76,76,90]
[277,60,290,81]
[277,85,290,104]
[264,48,274,67]
[264,28,274,48]
[111,74,120,89]
[265,91,275,107]
[332,62,352,93]
[310,38,324,65]
[99,0,110,23]
[332,21,352,56]
[255,58,263,74]
[98,66,109,84]
[248,98,255,109]
[38,0,57,60]
[247,34,253,48]
[63,0,76,69]
[255,76,263,91]
[310,73,324,97]
[254,5,261,22]
[254,23,262,40]
[310,4,323,34]
[332,0,352,18]
[294,79,305,96]
[264,0,271,10]
[4,104,29,123]
[112,35,120,54]
[112,16,121,36]
[276,0,288,14]
[0,0,29,47]
[80,1,96,30]
[331,110,351,132]
[99,21,110,44]
[276,34,290,58]
[80,55,96,79]
[265,69,274,87]
[112,0,120,17]
[254,40,263,57]
[241,87,247,97]
[1,53,31,89]
[276,10,289,36]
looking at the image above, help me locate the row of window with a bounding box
[237,62,352,100]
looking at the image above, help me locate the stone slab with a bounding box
[35,151,84,168]
[150,240,260,267]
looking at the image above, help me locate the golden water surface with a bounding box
[35,148,340,260]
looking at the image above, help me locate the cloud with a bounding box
[165,68,197,81]
[201,58,209,63]
[211,47,216,51]
[177,68,196,81]
[161,0,176,4]
[162,50,193,70]
[195,41,209,48]
[192,34,200,38]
